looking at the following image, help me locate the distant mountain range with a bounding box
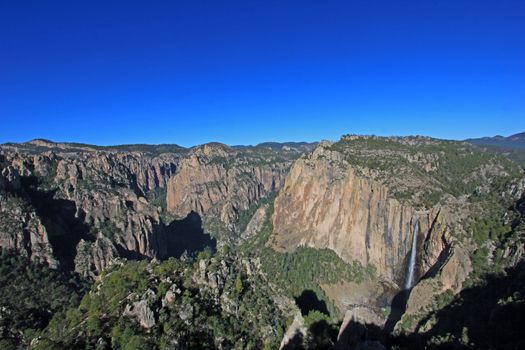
[0,138,318,155]
[466,132,525,150]
[465,132,525,165]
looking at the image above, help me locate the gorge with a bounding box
[1,135,524,349]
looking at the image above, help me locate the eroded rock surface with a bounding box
[0,141,309,276]
[272,144,449,283]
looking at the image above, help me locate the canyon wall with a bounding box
[272,144,449,284]
[0,142,301,277]
[166,144,288,231]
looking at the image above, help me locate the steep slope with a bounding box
[166,143,291,241]
[0,140,307,277]
[271,144,447,283]
[270,135,524,326]
[33,253,294,350]
[0,158,58,267]
[2,135,525,349]
[0,250,88,347]
[0,150,180,276]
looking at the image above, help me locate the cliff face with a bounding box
[402,244,472,319]
[166,144,289,235]
[0,150,173,276]
[0,162,58,267]
[272,144,448,283]
[0,141,306,277]
[1,135,520,314]
[115,152,179,193]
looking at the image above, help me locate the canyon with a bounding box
[1,135,524,349]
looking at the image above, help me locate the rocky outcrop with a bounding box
[0,164,22,192]
[114,152,179,193]
[243,205,268,240]
[279,312,307,349]
[0,141,303,276]
[394,244,473,333]
[0,150,175,275]
[166,144,289,232]
[406,251,469,318]
[336,308,387,350]
[74,237,119,278]
[123,298,156,329]
[0,163,58,266]
[271,145,449,283]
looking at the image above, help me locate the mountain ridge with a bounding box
[1,132,525,349]
[1,138,319,154]
[465,131,525,150]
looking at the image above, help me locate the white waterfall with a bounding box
[405,220,419,289]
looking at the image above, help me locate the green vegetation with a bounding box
[302,310,340,349]
[241,203,375,317]
[235,192,276,234]
[3,134,525,349]
[145,187,177,223]
[466,176,525,282]
[33,254,287,349]
[145,187,167,211]
[205,143,304,170]
[0,249,88,348]
[95,220,119,240]
[3,140,188,156]
[396,314,414,331]
[396,262,525,350]
[330,136,523,208]
[260,246,373,312]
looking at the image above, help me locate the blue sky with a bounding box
[1,0,524,146]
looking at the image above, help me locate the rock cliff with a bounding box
[272,143,449,283]
[0,159,58,267]
[2,136,524,349]
[270,135,524,328]
[166,143,289,237]
[0,150,174,275]
[0,140,308,276]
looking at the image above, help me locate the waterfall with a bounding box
[405,220,419,289]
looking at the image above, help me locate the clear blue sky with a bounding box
[1,0,524,146]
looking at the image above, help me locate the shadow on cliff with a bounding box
[282,321,339,350]
[383,288,411,334]
[394,260,525,350]
[281,333,304,350]
[159,211,217,259]
[336,320,386,350]
[295,289,330,316]
[21,176,93,270]
[347,261,525,350]
[303,261,525,349]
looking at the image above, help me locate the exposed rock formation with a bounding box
[0,140,307,276]
[279,312,307,349]
[402,244,472,320]
[0,161,58,266]
[166,144,289,234]
[336,307,387,350]
[0,148,183,276]
[243,205,268,240]
[272,144,449,283]
[123,298,156,329]
[74,237,119,278]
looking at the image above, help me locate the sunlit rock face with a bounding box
[166,143,290,231]
[0,140,310,276]
[271,144,448,284]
